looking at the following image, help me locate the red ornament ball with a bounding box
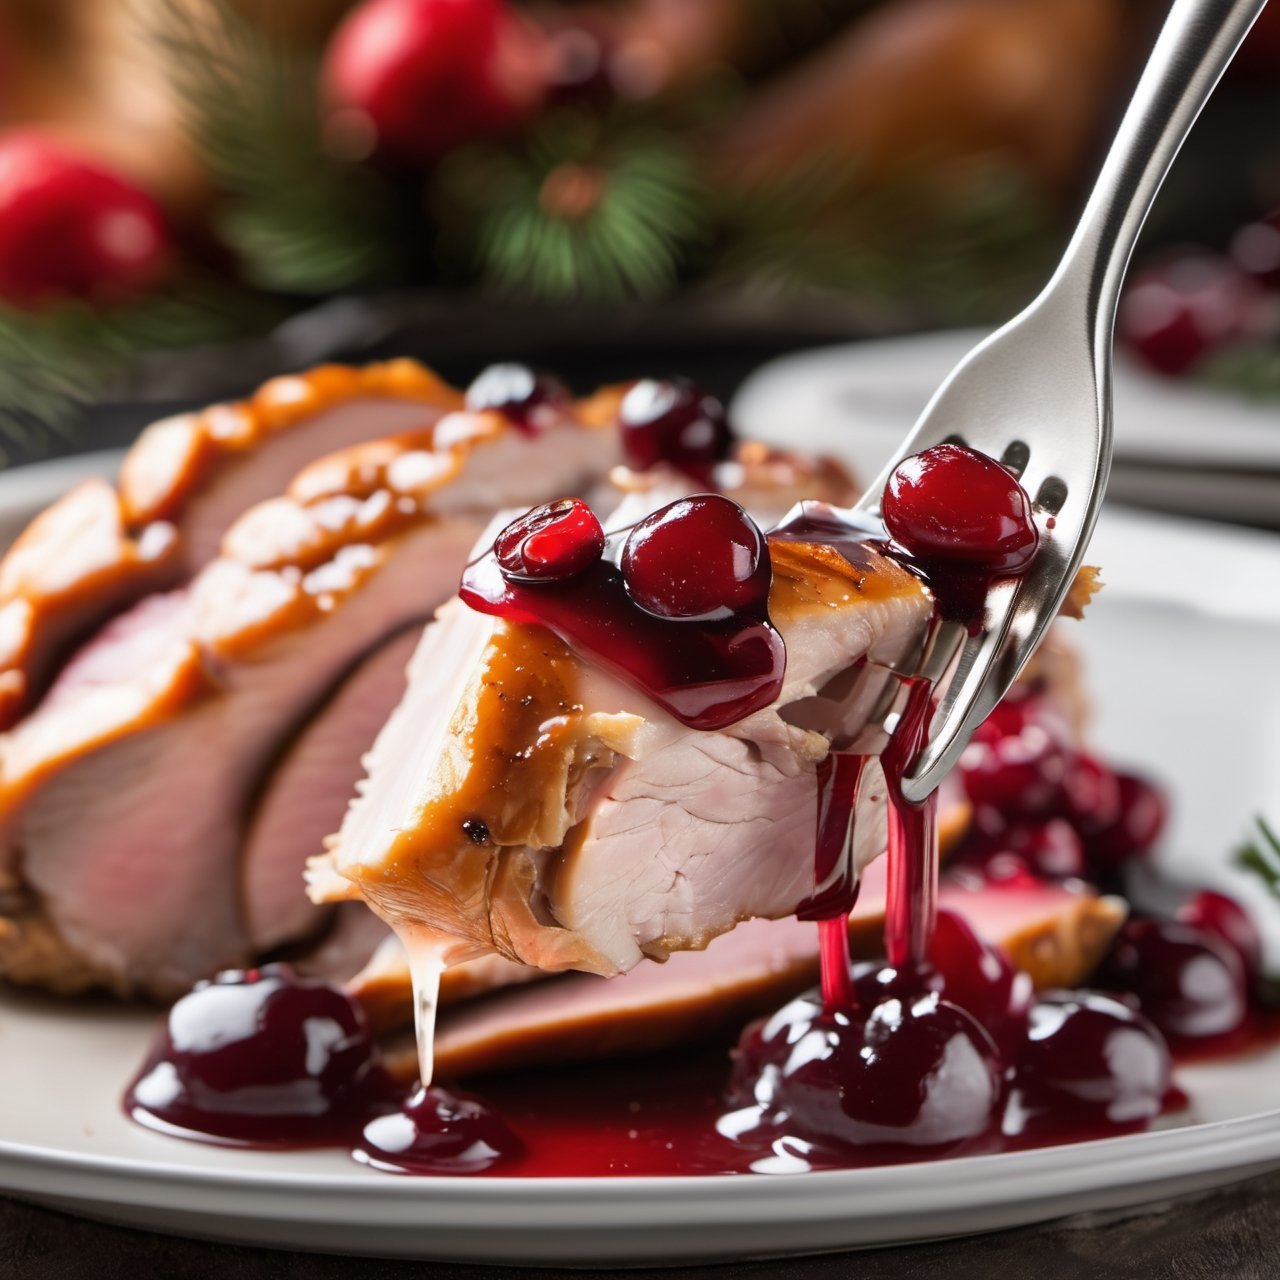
[322,0,549,165]
[0,132,170,308]
[1119,253,1263,376]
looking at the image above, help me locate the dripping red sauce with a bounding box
[124,440,1278,1175]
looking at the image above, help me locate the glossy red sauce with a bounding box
[123,437,1277,1177]
[460,497,784,730]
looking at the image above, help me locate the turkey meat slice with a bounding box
[373,870,1126,1081]
[0,401,619,998]
[311,499,935,978]
[0,361,468,729]
[243,450,855,966]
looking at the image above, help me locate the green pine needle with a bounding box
[0,281,278,457]
[1197,343,1280,401]
[142,0,402,294]
[1237,815,1280,898]
[717,155,1054,324]
[437,114,708,303]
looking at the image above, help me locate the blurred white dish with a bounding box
[733,331,1280,523]
[0,447,1278,1265]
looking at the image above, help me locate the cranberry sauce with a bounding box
[355,1085,523,1175]
[797,751,866,926]
[1006,991,1172,1140]
[880,677,938,971]
[125,966,387,1146]
[618,378,734,484]
[461,494,784,730]
[723,983,1005,1161]
[801,744,867,1015]
[881,442,1040,627]
[465,362,572,435]
[125,965,518,1170]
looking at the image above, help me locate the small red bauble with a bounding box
[0,132,170,308]
[1119,253,1262,376]
[322,0,549,165]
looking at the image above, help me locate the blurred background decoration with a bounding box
[0,0,1279,457]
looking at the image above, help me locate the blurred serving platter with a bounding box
[734,330,1280,528]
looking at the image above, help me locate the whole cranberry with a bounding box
[494,497,604,582]
[882,443,1039,575]
[621,495,767,620]
[1013,990,1171,1129]
[959,699,1072,819]
[730,988,1002,1152]
[126,966,377,1141]
[929,907,1031,1052]
[1098,918,1248,1040]
[1231,208,1280,290]
[1060,753,1122,838]
[960,817,1087,882]
[0,131,170,308]
[322,0,549,166]
[465,362,571,433]
[618,378,734,484]
[851,959,943,1008]
[950,845,1039,888]
[1085,772,1168,870]
[1177,890,1263,986]
[1119,253,1263,376]
[356,1084,521,1173]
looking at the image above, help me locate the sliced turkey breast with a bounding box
[242,627,422,954]
[244,450,856,969]
[368,869,1126,1080]
[0,403,620,999]
[0,362,467,729]
[311,505,937,980]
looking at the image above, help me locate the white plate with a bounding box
[1,435,1280,1265]
[733,331,1280,523]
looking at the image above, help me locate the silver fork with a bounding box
[852,0,1268,804]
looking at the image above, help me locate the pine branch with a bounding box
[436,111,708,302]
[0,280,278,457]
[1197,343,1280,400]
[141,0,403,294]
[715,155,1055,324]
[1237,815,1280,899]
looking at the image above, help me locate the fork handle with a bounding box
[1052,0,1267,339]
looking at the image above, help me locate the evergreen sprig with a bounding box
[0,281,276,456]
[436,112,707,302]
[1237,815,1280,898]
[1197,343,1280,401]
[143,0,403,294]
[717,156,1054,322]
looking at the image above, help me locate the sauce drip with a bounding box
[880,677,938,970]
[354,1085,522,1175]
